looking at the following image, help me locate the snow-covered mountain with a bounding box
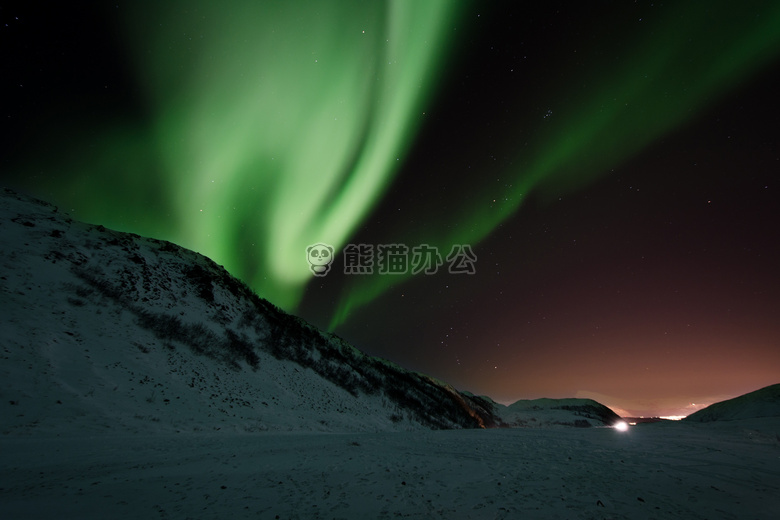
[488,397,621,428]
[684,384,780,422]
[1,188,618,435]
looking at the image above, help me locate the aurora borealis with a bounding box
[325,1,780,330]
[7,0,466,311]
[3,1,780,417]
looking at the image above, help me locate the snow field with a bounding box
[1,420,778,519]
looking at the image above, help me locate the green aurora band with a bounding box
[23,0,464,311]
[135,0,465,312]
[327,2,780,330]
[13,2,780,330]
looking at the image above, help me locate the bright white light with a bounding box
[613,421,629,432]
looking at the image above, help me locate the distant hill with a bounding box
[684,384,780,422]
[482,396,622,428]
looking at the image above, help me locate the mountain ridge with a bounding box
[1,188,619,434]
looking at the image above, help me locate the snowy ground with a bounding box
[2,419,778,519]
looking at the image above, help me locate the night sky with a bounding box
[3,1,779,417]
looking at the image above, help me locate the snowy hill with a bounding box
[0,188,624,435]
[684,384,780,422]
[490,397,622,428]
[0,188,496,434]
[460,392,622,428]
